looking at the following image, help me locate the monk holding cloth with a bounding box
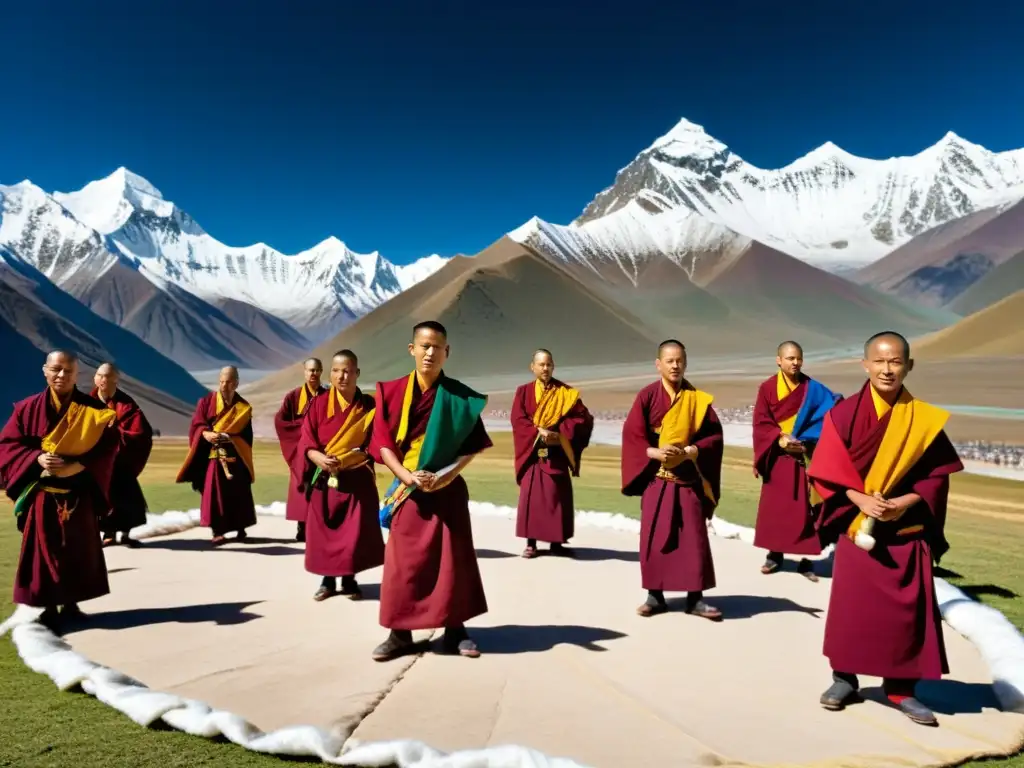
[752,341,840,579]
[511,349,594,558]
[621,340,724,621]
[92,362,154,548]
[274,357,325,542]
[807,332,963,727]
[298,350,383,601]
[1,351,118,629]
[176,366,257,546]
[370,321,492,661]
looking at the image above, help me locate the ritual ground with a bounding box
[0,437,1021,767]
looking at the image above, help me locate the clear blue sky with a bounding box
[3,1,1022,263]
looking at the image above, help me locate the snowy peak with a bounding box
[649,118,728,160]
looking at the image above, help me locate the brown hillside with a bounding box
[914,290,1024,359]
[949,250,1024,316]
[855,197,1024,308]
[247,237,662,408]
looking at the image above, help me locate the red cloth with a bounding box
[621,380,723,592]
[751,375,822,555]
[511,380,593,543]
[370,373,491,630]
[274,385,325,522]
[178,392,256,535]
[296,389,383,577]
[91,387,153,534]
[1,388,117,607]
[810,382,963,679]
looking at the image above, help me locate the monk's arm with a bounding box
[379,447,416,487]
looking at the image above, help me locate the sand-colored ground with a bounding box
[50,513,1024,768]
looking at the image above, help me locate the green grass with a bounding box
[0,436,1021,767]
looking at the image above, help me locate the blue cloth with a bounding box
[791,378,841,443]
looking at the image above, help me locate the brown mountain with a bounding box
[855,197,1024,309]
[0,248,203,433]
[948,250,1024,316]
[914,290,1024,359]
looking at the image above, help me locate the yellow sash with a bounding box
[847,386,949,538]
[41,390,116,457]
[323,387,375,470]
[395,372,425,471]
[776,371,799,435]
[209,393,256,481]
[533,380,581,471]
[297,384,313,416]
[656,384,716,503]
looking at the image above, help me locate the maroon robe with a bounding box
[809,382,963,680]
[511,379,594,544]
[1,388,117,607]
[274,384,325,523]
[621,380,723,593]
[370,372,492,630]
[176,392,257,535]
[91,387,153,535]
[751,375,822,556]
[296,388,384,577]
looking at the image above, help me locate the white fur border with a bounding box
[1,500,1022,768]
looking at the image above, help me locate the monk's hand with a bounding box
[203,430,220,444]
[682,445,698,459]
[544,431,561,445]
[412,470,436,490]
[37,453,64,472]
[779,434,804,453]
[852,490,895,519]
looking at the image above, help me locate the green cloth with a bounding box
[13,480,39,518]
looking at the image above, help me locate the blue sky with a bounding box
[3,1,1022,263]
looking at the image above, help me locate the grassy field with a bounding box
[0,435,1021,767]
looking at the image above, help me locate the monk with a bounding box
[511,349,594,558]
[621,340,724,620]
[298,350,384,601]
[274,357,325,542]
[370,320,492,661]
[752,341,840,580]
[92,362,153,548]
[0,350,118,628]
[808,331,963,726]
[175,366,257,546]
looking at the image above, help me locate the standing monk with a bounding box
[175,366,256,546]
[298,350,383,601]
[274,357,325,542]
[92,362,153,548]
[511,349,593,558]
[621,340,724,621]
[0,351,117,628]
[752,342,840,580]
[370,321,492,661]
[808,332,963,726]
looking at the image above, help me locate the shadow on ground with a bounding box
[64,601,265,632]
[462,624,627,654]
[664,594,823,620]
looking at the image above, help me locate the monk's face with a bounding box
[776,345,803,378]
[863,338,913,395]
[409,328,448,376]
[43,354,78,396]
[303,360,323,390]
[94,364,119,398]
[530,352,554,384]
[331,355,358,395]
[655,345,686,386]
[218,369,239,400]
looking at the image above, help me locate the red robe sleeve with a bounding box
[511,385,537,483]
[368,381,399,465]
[294,394,323,493]
[114,397,153,479]
[752,379,781,478]
[559,398,594,478]
[621,388,656,497]
[0,398,44,501]
[274,390,304,477]
[693,405,724,515]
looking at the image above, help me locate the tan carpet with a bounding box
[39,512,1023,768]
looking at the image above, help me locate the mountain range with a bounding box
[4,117,1024,423]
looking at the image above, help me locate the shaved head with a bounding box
[530,348,555,383]
[655,339,687,387]
[864,331,910,359]
[220,365,239,382]
[777,340,803,356]
[94,361,120,399]
[776,340,804,378]
[46,349,78,366]
[43,350,78,396]
[96,362,119,376]
[658,339,686,359]
[218,366,240,402]
[862,331,913,397]
[302,357,323,389]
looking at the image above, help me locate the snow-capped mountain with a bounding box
[510,118,1024,275]
[0,169,447,370]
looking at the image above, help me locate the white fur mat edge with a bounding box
[1,500,1022,768]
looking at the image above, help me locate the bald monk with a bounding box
[511,349,594,558]
[274,357,326,542]
[0,351,118,628]
[370,321,492,661]
[808,332,963,726]
[92,362,154,548]
[752,341,840,580]
[298,350,384,601]
[621,340,724,620]
[175,366,257,546]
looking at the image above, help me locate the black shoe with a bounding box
[372,630,414,662]
[821,674,860,710]
[898,697,938,726]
